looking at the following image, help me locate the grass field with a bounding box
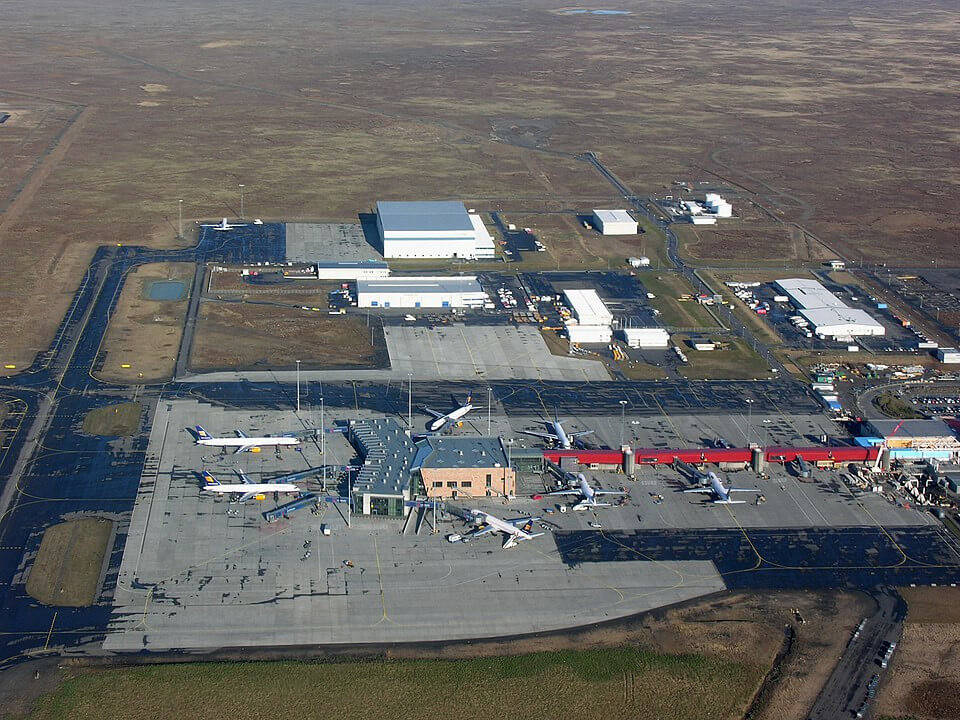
[28,647,765,720]
[676,338,771,380]
[874,393,925,419]
[25,518,112,607]
[82,403,143,436]
[97,262,194,383]
[637,273,720,329]
[190,303,379,371]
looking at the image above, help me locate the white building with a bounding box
[775,278,885,339]
[563,288,613,344]
[623,327,670,348]
[377,201,495,259]
[315,260,390,281]
[357,276,488,309]
[592,209,638,235]
[937,348,960,364]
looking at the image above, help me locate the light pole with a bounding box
[745,398,754,447]
[239,183,245,218]
[619,399,628,448]
[487,387,492,436]
[407,373,413,429]
[295,360,301,413]
[320,395,324,458]
[177,199,183,240]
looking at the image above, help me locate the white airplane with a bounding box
[548,472,627,509]
[192,425,301,454]
[200,218,248,231]
[423,394,474,432]
[463,510,544,549]
[200,469,302,504]
[523,414,592,449]
[683,472,760,504]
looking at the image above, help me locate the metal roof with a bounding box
[316,260,389,269]
[377,201,474,234]
[357,276,483,295]
[563,288,613,325]
[348,418,419,497]
[799,307,884,330]
[869,418,958,441]
[774,278,847,309]
[413,436,508,470]
[592,209,635,224]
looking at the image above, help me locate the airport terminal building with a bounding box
[347,418,516,517]
[376,201,496,259]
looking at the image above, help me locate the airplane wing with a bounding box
[593,490,628,496]
[507,516,539,531]
[547,489,581,496]
[235,468,253,484]
[236,491,257,503]
[235,429,249,438]
[683,488,713,493]
[521,430,558,441]
[465,523,497,538]
[422,407,445,419]
[728,488,761,492]
[234,444,257,454]
[569,430,594,438]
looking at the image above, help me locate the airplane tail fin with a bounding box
[194,425,212,440]
[201,471,219,486]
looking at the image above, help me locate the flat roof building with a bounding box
[775,278,884,338]
[592,209,638,235]
[563,288,613,344]
[315,260,389,281]
[357,276,488,309]
[376,201,495,259]
[563,288,613,326]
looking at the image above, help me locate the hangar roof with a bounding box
[357,276,482,295]
[377,201,474,234]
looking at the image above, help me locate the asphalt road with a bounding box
[807,589,906,719]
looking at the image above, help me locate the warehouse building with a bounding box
[775,278,885,339]
[315,260,390,281]
[563,288,613,344]
[356,276,488,309]
[347,418,516,517]
[937,348,960,364]
[592,209,638,235]
[376,201,495,259]
[622,327,670,348]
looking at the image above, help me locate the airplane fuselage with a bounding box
[197,437,300,449]
[204,483,301,495]
[428,404,472,431]
[553,420,572,449]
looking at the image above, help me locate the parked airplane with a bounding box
[200,469,302,504]
[548,472,627,509]
[201,218,247,231]
[523,414,592,449]
[192,425,301,454]
[463,509,543,549]
[423,394,474,432]
[683,471,759,504]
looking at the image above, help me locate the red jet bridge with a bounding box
[543,445,879,467]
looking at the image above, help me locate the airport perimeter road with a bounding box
[807,589,906,720]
